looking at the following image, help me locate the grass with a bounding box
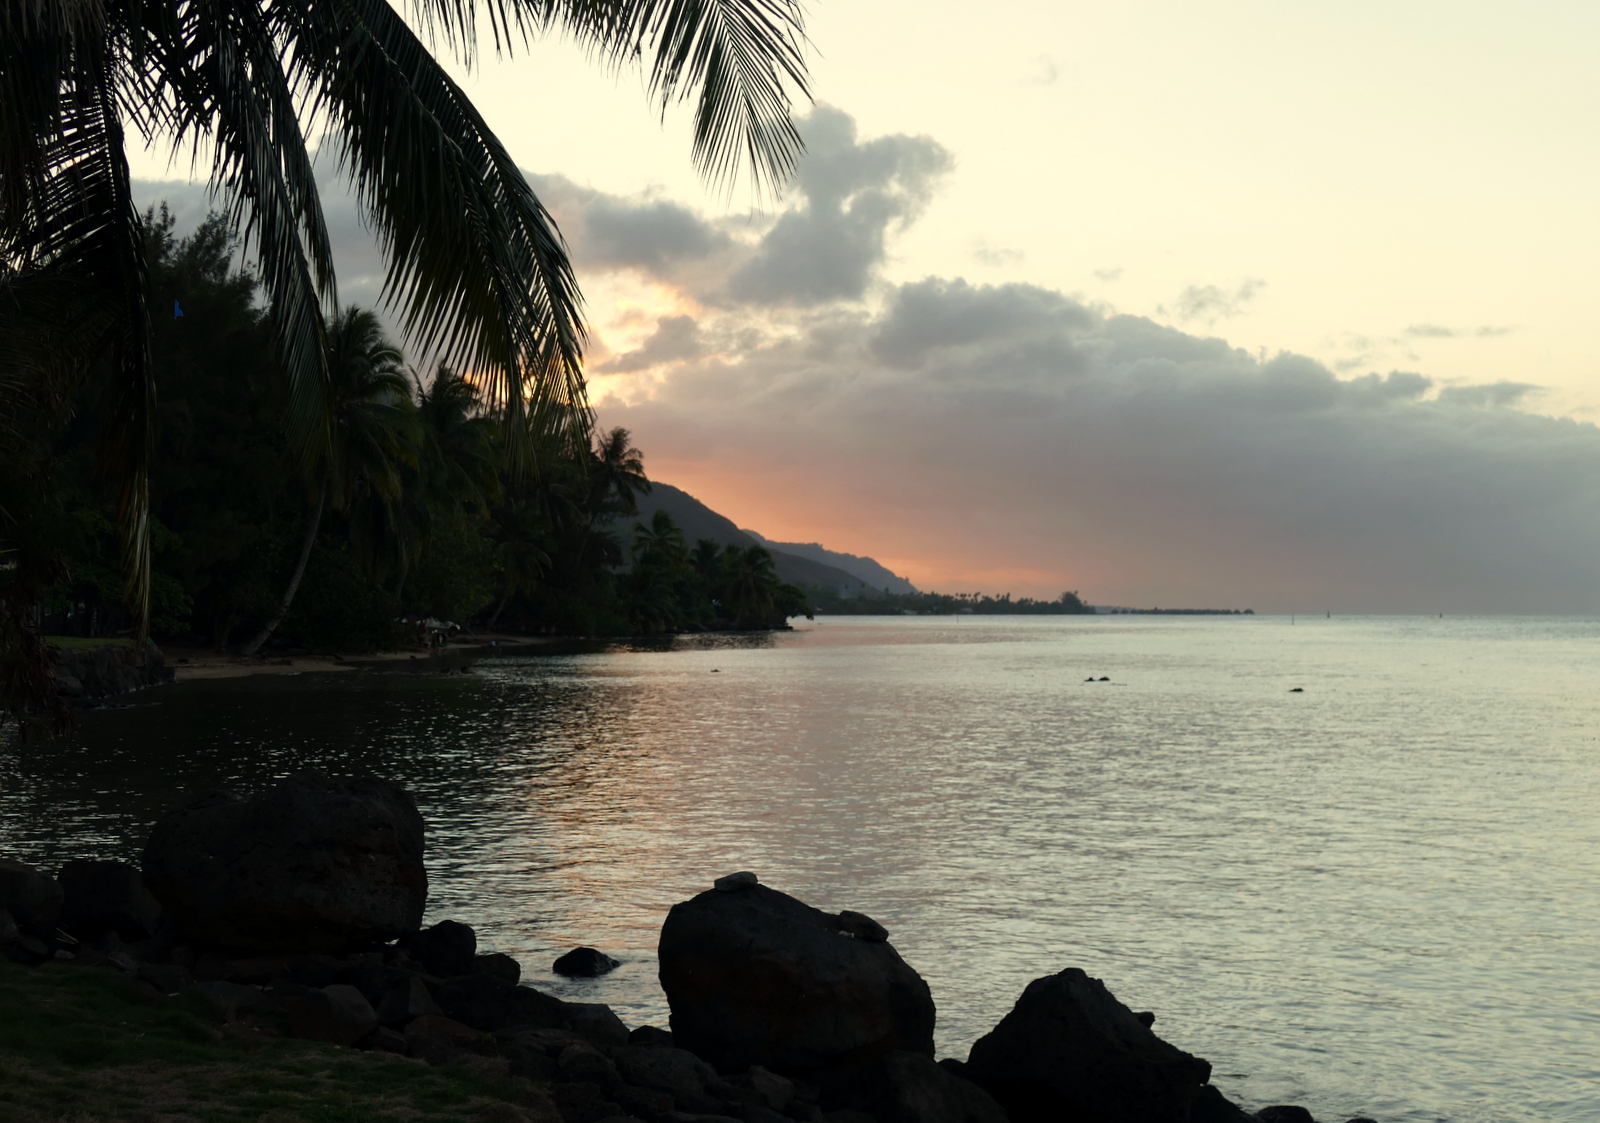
[44,637,136,651]
[0,956,555,1123]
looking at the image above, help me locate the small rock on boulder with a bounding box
[659,882,935,1074]
[554,946,620,977]
[475,951,522,985]
[140,771,426,954]
[0,857,64,933]
[964,968,1212,1123]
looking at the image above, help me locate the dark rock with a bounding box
[288,954,345,989]
[403,1012,490,1065]
[136,961,191,995]
[552,1081,627,1123]
[1189,1085,1254,1123]
[740,1066,797,1113]
[53,643,173,703]
[0,857,64,932]
[376,976,443,1026]
[629,1024,675,1048]
[431,972,569,1032]
[0,909,19,946]
[611,1044,725,1112]
[476,952,521,985]
[285,983,380,1046]
[567,1001,630,1047]
[661,1114,743,1123]
[196,980,272,1019]
[819,1052,1007,1123]
[409,919,477,977]
[964,967,1211,1123]
[1255,1108,1315,1123]
[57,860,163,941]
[716,872,760,892]
[499,1025,588,1080]
[822,1112,877,1123]
[365,1025,409,1054]
[229,955,293,985]
[560,1041,623,1090]
[836,912,888,943]
[554,946,621,977]
[615,1085,675,1119]
[140,771,427,954]
[659,883,935,1073]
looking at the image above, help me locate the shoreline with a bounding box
[162,636,564,682]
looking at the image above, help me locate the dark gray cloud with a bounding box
[596,315,704,373]
[597,272,1600,611]
[727,107,952,305]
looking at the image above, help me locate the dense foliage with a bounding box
[804,588,1093,616]
[0,212,811,668]
[0,0,810,633]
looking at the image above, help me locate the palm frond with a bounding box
[157,0,336,467]
[288,0,590,451]
[548,0,810,194]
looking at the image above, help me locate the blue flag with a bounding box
[173,299,184,318]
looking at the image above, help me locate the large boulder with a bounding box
[0,857,64,933]
[140,771,426,953]
[964,968,1212,1123]
[658,877,935,1074]
[58,859,163,941]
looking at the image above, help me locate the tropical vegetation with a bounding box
[3,210,811,663]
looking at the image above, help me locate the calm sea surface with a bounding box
[2,615,1598,1122]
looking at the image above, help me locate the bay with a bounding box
[2,614,1598,1123]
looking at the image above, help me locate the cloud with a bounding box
[137,109,1600,612]
[1093,267,1124,283]
[1404,323,1517,340]
[1166,279,1265,324]
[971,241,1024,267]
[727,107,952,306]
[1437,381,1538,407]
[1023,55,1060,86]
[597,315,705,373]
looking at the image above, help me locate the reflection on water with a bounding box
[3,616,1600,1123]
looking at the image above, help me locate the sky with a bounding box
[128,0,1600,612]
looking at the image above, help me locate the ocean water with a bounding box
[2,615,1598,1122]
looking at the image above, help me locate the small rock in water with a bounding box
[552,946,620,977]
[714,871,759,892]
[1098,676,1111,682]
[837,910,889,943]
[1289,687,1304,693]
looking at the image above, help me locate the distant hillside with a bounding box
[612,482,869,592]
[744,532,917,594]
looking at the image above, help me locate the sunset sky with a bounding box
[130,0,1600,612]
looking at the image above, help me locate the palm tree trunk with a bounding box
[241,486,326,656]
[486,585,512,632]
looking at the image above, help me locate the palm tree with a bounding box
[387,364,499,599]
[721,543,778,627]
[241,307,412,654]
[1,0,812,636]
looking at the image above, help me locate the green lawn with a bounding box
[0,957,554,1122]
[44,636,136,651]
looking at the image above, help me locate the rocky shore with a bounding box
[52,641,175,704]
[1,772,1376,1123]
